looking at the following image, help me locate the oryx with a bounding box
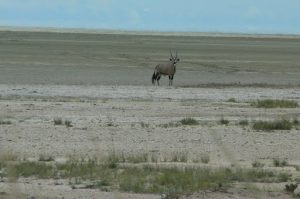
[152,50,180,86]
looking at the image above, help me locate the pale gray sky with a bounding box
[0,0,299,34]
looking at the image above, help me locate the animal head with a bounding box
[169,50,180,64]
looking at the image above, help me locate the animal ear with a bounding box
[169,58,172,61]
[177,58,180,61]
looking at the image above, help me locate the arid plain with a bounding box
[0,29,300,198]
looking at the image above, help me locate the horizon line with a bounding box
[1,25,300,39]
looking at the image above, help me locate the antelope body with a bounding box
[152,50,180,86]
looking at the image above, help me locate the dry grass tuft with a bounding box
[253,119,292,131]
[251,99,298,108]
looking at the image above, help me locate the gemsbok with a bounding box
[152,50,180,86]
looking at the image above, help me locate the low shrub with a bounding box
[64,120,72,127]
[252,160,264,168]
[38,155,54,162]
[239,120,249,126]
[219,118,229,125]
[54,118,63,125]
[201,154,210,164]
[0,120,12,125]
[180,118,199,125]
[253,120,292,131]
[251,99,298,108]
[273,158,288,167]
[227,98,237,103]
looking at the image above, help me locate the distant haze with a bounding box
[0,0,299,34]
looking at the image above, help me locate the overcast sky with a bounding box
[0,0,299,34]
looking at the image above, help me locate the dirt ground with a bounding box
[1,29,300,86]
[0,29,300,198]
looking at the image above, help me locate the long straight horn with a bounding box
[175,50,178,59]
[170,49,174,59]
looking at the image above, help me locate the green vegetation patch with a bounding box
[238,120,249,126]
[0,120,12,125]
[227,98,237,103]
[219,118,230,125]
[160,118,199,128]
[169,151,188,163]
[1,160,291,196]
[8,162,55,178]
[38,154,55,162]
[180,118,199,125]
[126,153,148,164]
[64,120,72,127]
[273,158,288,167]
[53,118,63,125]
[119,167,287,194]
[54,118,72,127]
[252,160,264,168]
[252,119,293,131]
[251,99,298,108]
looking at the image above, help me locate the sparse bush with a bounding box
[54,118,73,127]
[285,183,298,193]
[57,158,104,179]
[107,160,118,169]
[160,122,180,128]
[293,118,300,125]
[253,119,292,131]
[252,160,264,168]
[64,120,72,127]
[0,153,17,162]
[251,99,298,108]
[170,151,188,162]
[0,120,12,125]
[180,118,199,125]
[107,122,114,127]
[127,153,148,163]
[140,122,149,128]
[38,154,54,162]
[54,118,63,125]
[273,158,288,167]
[239,120,249,126]
[149,153,159,163]
[227,98,237,103]
[106,153,124,168]
[278,173,291,182]
[192,154,210,164]
[201,154,210,164]
[8,162,55,178]
[219,118,229,125]
[83,180,111,189]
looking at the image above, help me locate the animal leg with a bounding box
[172,75,174,86]
[169,75,174,86]
[152,71,159,85]
[157,74,161,86]
[152,72,156,85]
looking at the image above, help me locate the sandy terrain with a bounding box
[0,29,300,198]
[1,84,300,163]
[1,30,300,86]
